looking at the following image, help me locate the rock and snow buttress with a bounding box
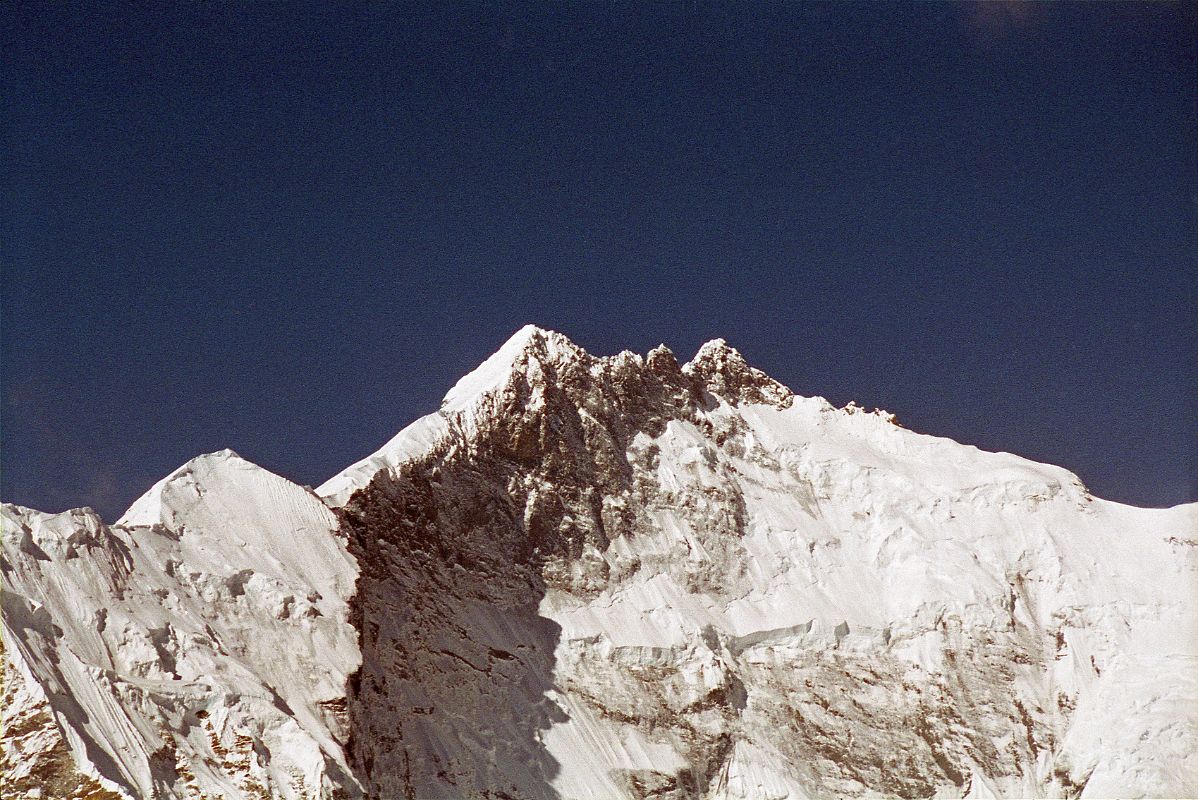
[3,325,1196,799]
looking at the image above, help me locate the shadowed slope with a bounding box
[338,329,721,798]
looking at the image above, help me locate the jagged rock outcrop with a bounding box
[4,325,1197,798]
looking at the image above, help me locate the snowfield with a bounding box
[4,325,1196,799]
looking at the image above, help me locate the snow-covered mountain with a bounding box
[4,325,1196,799]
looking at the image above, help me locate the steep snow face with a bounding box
[336,327,1198,800]
[2,451,360,799]
[4,326,1197,800]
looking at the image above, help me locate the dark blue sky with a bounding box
[3,2,1195,518]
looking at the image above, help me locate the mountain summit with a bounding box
[4,327,1196,799]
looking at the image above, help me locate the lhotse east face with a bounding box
[4,326,1196,799]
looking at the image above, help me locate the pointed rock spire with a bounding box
[684,339,793,407]
[441,325,586,412]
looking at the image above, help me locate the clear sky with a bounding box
[2,2,1195,519]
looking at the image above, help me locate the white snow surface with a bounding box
[3,450,359,798]
[4,325,1197,799]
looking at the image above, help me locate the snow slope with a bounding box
[3,451,359,799]
[4,326,1197,799]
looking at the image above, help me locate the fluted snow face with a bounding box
[2,451,360,799]
[4,326,1197,799]
[538,407,1197,799]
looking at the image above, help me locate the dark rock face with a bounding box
[340,446,564,800]
[339,332,717,798]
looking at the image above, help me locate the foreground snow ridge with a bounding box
[3,325,1196,799]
